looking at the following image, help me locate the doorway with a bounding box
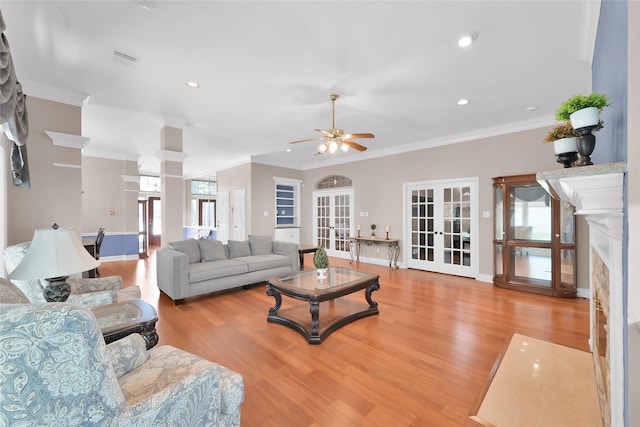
[403,178,478,278]
[312,189,353,258]
[148,196,161,246]
[138,200,148,258]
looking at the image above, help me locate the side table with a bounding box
[91,299,159,349]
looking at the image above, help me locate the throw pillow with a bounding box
[199,239,227,261]
[227,240,251,258]
[105,334,149,378]
[169,239,201,264]
[249,235,273,255]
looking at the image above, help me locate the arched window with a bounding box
[316,175,352,189]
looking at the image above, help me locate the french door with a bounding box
[312,189,353,258]
[404,178,478,278]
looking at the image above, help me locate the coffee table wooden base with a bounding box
[266,280,380,345]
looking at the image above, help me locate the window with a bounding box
[140,176,161,193]
[192,180,217,195]
[274,177,302,227]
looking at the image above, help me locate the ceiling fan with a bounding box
[289,93,374,154]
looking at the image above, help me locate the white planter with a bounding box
[553,137,578,155]
[570,107,599,129]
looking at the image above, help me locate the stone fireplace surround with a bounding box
[537,162,626,427]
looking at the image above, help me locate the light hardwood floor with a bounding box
[101,249,590,426]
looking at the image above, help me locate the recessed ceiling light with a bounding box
[285,148,292,152]
[458,32,477,48]
[457,99,469,106]
[526,106,537,112]
[186,81,199,89]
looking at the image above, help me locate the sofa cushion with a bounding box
[249,235,273,256]
[235,254,290,272]
[170,239,201,264]
[227,240,251,258]
[199,239,227,261]
[188,259,249,283]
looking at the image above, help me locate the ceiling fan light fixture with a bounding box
[341,143,349,153]
[318,144,327,154]
[328,140,338,154]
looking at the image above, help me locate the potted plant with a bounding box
[555,93,611,130]
[370,224,377,237]
[313,246,329,277]
[544,122,577,155]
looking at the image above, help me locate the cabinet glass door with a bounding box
[493,174,576,297]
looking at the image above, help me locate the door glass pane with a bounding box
[151,199,161,236]
[316,196,331,250]
[443,184,472,267]
[495,245,503,276]
[510,184,551,242]
[561,201,575,244]
[334,194,350,252]
[561,249,575,286]
[494,186,503,240]
[510,246,551,285]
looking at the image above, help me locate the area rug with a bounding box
[469,333,601,427]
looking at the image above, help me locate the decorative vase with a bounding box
[576,133,596,166]
[316,268,328,278]
[553,137,577,155]
[569,107,599,130]
[553,137,578,168]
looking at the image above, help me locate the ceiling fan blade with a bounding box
[314,129,333,137]
[342,132,375,139]
[289,137,325,144]
[342,139,368,151]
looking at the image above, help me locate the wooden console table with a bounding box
[349,236,400,270]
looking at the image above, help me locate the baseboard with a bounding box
[476,273,493,283]
[577,288,590,299]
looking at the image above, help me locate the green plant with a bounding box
[313,246,329,269]
[543,123,575,143]
[555,93,611,122]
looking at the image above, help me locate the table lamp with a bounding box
[8,223,101,302]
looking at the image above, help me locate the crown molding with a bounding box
[156,149,188,163]
[45,131,90,149]
[22,80,89,107]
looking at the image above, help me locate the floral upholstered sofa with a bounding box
[0,292,244,426]
[3,241,140,306]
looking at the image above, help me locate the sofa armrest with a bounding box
[272,240,299,272]
[69,275,123,293]
[67,291,116,307]
[156,248,190,302]
[118,345,228,424]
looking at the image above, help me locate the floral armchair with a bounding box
[0,302,244,426]
[3,241,140,306]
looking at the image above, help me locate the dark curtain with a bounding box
[0,9,30,188]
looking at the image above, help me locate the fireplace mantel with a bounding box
[537,162,626,427]
[536,162,626,216]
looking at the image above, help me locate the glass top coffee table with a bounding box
[91,299,159,349]
[266,267,380,344]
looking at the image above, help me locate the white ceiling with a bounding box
[2,1,597,179]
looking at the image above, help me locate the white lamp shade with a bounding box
[8,227,100,280]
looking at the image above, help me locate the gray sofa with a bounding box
[156,235,298,304]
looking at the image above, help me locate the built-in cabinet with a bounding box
[493,174,576,297]
[274,177,301,244]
